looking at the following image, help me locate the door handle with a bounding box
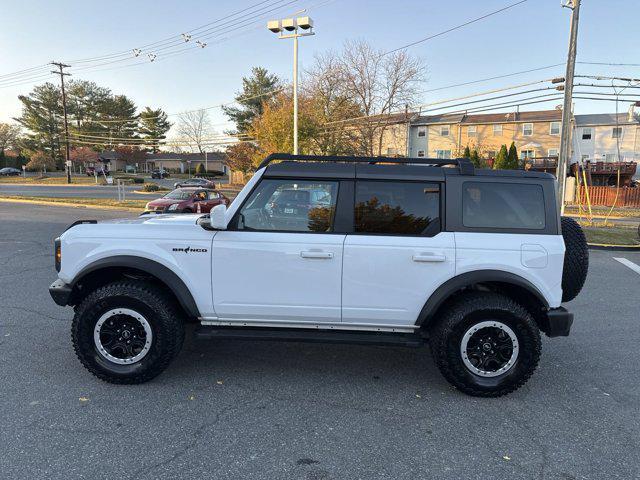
[300,251,333,259]
[412,253,446,263]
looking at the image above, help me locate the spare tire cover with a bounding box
[560,216,589,302]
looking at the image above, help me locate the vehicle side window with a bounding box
[235,179,338,232]
[462,182,545,230]
[354,181,441,236]
[209,191,220,199]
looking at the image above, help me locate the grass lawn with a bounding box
[565,205,640,218]
[0,195,147,211]
[0,175,104,185]
[582,225,640,245]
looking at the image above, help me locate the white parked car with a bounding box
[49,154,588,397]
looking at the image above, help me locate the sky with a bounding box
[1,0,639,139]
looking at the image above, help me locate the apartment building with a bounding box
[572,111,640,164]
[406,109,563,160]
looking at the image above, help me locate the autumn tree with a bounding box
[139,107,171,153]
[178,109,212,153]
[225,142,259,173]
[69,146,98,172]
[26,151,56,173]
[222,67,281,134]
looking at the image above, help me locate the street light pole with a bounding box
[292,33,299,155]
[267,16,314,155]
[556,0,581,215]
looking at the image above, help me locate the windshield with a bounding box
[163,190,192,200]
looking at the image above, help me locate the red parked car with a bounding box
[143,187,229,214]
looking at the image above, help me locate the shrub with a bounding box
[492,145,509,170]
[133,177,144,184]
[142,183,160,192]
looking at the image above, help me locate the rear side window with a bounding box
[354,181,440,235]
[462,182,545,230]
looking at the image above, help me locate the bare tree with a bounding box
[177,109,212,153]
[331,40,426,156]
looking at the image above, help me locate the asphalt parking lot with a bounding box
[1,201,639,480]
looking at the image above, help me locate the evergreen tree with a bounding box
[462,146,471,158]
[195,162,205,175]
[493,144,509,170]
[222,67,281,134]
[469,149,483,168]
[507,142,519,169]
[139,107,172,153]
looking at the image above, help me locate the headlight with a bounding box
[168,203,179,211]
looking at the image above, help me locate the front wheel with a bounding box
[429,292,541,397]
[72,280,185,384]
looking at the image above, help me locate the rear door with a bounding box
[213,178,345,323]
[342,180,455,327]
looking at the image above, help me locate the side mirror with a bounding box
[210,204,227,230]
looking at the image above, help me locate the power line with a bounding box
[384,0,528,55]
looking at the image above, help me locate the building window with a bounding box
[520,149,535,160]
[440,125,450,136]
[417,126,426,137]
[612,127,622,138]
[548,149,559,158]
[486,150,497,159]
[493,124,503,136]
[467,125,477,136]
[605,153,617,162]
[522,123,533,136]
[549,122,561,135]
[436,150,451,159]
[417,150,425,157]
[582,128,592,140]
[386,148,398,156]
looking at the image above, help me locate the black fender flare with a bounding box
[71,255,200,318]
[416,270,549,327]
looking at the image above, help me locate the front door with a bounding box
[341,180,455,326]
[213,178,344,323]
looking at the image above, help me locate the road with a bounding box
[0,183,159,200]
[1,201,639,479]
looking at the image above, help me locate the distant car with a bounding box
[143,187,229,214]
[85,166,109,176]
[0,167,21,176]
[173,177,216,189]
[151,169,170,179]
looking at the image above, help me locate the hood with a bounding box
[147,198,186,207]
[99,213,205,226]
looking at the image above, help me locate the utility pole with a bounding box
[51,62,72,184]
[556,0,581,215]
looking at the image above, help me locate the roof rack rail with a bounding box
[257,153,475,175]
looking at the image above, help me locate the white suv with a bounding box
[49,154,588,397]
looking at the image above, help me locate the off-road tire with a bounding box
[560,216,589,302]
[429,292,541,397]
[72,280,185,384]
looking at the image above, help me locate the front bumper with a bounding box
[49,279,72,306]
[544,307,574,337]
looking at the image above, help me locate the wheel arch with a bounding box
[68,255,200,318]
[416,270,550,329]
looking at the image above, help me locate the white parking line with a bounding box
[613,257,640,276]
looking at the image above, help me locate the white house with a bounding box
[572,109,640,165]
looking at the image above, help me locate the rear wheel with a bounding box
[429,292,541,397]
[72,280,185,384]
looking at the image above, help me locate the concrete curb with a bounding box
[0,182,108,187]
[132,190,169,195]
[0,197,142,212]
[588,243,640,251]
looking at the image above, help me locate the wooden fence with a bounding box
[574,186,640,207]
